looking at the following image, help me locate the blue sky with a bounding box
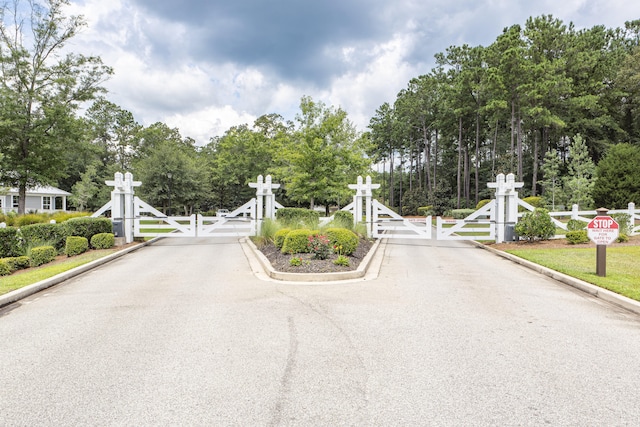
[65,0,640,145]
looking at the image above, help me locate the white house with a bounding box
[0,186,71,214]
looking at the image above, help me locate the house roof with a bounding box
[3,186,72,196]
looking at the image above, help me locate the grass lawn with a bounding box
[505,246,640,301]
[0,249,120,296]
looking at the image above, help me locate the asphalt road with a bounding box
[2,237,640,426]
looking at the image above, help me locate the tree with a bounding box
[69,163,99,211]
[539,149,563,209]
[564,134,596,209]
[0,0,112,213]
[593,143,640,208]
[276,96,371,212]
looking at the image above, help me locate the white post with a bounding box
[123,172,141,243]
[487,173,523,243]
[628,202,636,235]
[348,175,380,237]
[249,175,280,235]
[571,204,579,220]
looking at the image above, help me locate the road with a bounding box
[2,237,640,426]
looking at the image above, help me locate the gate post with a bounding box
[249,175,280,235]
[348,176,380,237]
[487,173,523,243]
[105,172,140,243]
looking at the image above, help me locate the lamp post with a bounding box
[167,172,172,216]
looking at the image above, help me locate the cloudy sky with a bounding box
[64,0,640,145]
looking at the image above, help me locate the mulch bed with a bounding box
[257,238,374,273]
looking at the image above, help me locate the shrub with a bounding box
[1,256,31,272]
[281,229,313,254]
[20,222,67,252]
[307,234,331,259]
[520,196,545,211]
[65,236,89,257]
[64,217,112,240]
[274,228,292,250]
[30,246,57,267]
[325,227,359,256]
[333,255,350,266]
[90,233,115,249]
[0,227,22,258]
[566,230,590,244]
[0,260,10,276]
[515,208,556,242]
[475,199,491,210]
[16,213,45,227]
[276,208,320,228]
[566,219,587,232]
[617,234,629,243]
[417,206,433,216]
[451,209,476,219]
[611,213,631,236]
[332,210,354,229]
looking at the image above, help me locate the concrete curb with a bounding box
[469,240,640,316]
[240,237,386,284]
[0,238,159,309]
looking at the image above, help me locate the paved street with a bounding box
[2,237,640,426]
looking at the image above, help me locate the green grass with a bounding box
[505,246,640,301]
[0,249,119,296]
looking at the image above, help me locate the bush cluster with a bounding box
[90,233,115,249]
[0,260,10,276]
[0,227,22,258]
[325,228,359,255]
[65,236,89,257]
[281,229,313,254]
[515,208,556,242]
[64,217,112,240]
[417,206,434,216]
[276,208,320,227]
[566,219,587,231]
[274,228,292,250]
[451,209,476,219]
[30,246,57,267]
[20,223,67,252]
[1,256,31,272]
[332,211,354,229]
[566,230,590,244]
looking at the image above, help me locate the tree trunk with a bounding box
[457,117,463,209]
[510,101,516,172]
[532,129,539,196]
[517,110,523,180]
[18,183,27,215]
[475,111,480,205]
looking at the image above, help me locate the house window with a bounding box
[12,195,19,209]
[43,196,52,210]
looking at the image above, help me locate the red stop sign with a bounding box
[587,216,619,245]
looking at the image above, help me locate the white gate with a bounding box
[197,199,257,237]
[134,197,197,238]
[436,200,496,241]
[371,199,433,239]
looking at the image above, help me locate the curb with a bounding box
[240,237,385,284]
[0,238,159,309]
[469,240,640,316]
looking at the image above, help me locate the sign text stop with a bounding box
[587,215,619,246]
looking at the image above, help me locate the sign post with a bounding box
[587,208,619,277]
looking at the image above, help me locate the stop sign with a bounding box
[587,216,619,245]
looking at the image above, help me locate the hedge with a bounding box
[566,230,590,244]
[1,256,30,272]
[20,222,67,252]
[0,227,22,258]
[64,217,112,240]
[90,233,115,249]
[274,228,292,250]
[276,208,320,227]
[65,236,89,257]
[325,228,359,256]
[0,260,11,276]
[30,246,57,267]
[332,211,354,228]
[281,229,313,254]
